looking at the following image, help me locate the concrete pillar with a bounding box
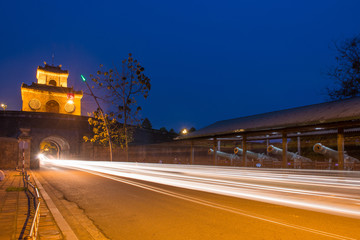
[242,135,247,167]
[213,138,217,166]
[337,128,344,170]
[190,141,194,165]
[297,132,301,155]
[18,128,32,169]
[282,132,288,168]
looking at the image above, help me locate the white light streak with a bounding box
[41,159,360,220]
[79,170,358,240]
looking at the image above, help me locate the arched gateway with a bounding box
[40,135,70,159]
[0,110,91,169]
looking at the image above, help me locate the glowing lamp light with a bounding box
[1,103,7,110]
[67,93,75,104]
[181,128,188,135]
[81,75,86,82]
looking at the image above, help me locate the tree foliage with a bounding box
[141,118,152,129]
[160,127,168,133]
[189,127,196,133]
[83,110,131,148]
[327,35,360,99]
[90,53,151,159]
[169,128,177,135]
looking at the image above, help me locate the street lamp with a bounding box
[181,128,188,135]
[1,103,7,111]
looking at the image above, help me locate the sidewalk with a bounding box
[0,170,63,240]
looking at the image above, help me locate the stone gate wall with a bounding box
[77,141,213,165]
[0,137,19,169]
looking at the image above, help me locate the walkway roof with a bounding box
[178,96,360,140]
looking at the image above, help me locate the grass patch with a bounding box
[6,187,27,192]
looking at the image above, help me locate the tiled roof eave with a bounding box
[178,97,360,140]
[21,83,83,95]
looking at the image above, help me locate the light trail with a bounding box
[77,169,357,240]
[40,158,360,220]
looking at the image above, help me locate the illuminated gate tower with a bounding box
[21,63,83,115]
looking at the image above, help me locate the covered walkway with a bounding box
[178,97,360,170]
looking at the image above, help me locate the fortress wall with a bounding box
[0,137,19,169]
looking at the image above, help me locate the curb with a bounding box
[31,170,79,240]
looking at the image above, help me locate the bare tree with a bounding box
[327,35,360,99]
[91,53,151,161]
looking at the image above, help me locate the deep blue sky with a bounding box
[1,0,360,131]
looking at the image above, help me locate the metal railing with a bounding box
[23,171,41,240]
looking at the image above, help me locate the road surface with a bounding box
[34,159,360,240]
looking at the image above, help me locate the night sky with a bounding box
[1,0,360,131]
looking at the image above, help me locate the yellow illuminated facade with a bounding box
[21,63,83,115]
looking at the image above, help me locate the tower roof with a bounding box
[21,83,82,95]
[38,64,68,74]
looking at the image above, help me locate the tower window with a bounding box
[49,80,57,86]
[46,100,59,113]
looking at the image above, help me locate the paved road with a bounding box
[35,160,360,240]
